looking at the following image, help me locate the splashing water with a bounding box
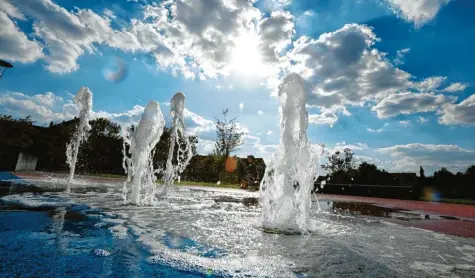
[122,101,166,205]
[66,86,93,191]
[260,73,319,232]
[163,92,193,196]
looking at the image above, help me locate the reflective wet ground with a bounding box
[1,179,475,277]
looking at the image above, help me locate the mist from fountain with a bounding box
[65,86,93,192]
[122,101,166,205]
[259,73,320,232]
[162,92,193,196]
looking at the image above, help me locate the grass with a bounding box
[83,172,243,189]
[175,180,241,189]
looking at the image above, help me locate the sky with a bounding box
[1,0,474,175]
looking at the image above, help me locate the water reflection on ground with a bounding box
[1,179,475,277]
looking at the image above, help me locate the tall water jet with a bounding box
[122,101,166,205]
[65,86,93,191]
[162,92,193,196]
[260,73,319,232]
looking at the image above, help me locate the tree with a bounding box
[213,109,245,157]
[321,148,355,183]
[465,165,475,176]
[419,166,425,179]
[322,148,354,173]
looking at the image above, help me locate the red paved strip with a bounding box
[321,194,475,218]
[393,219,475,238]
[13,172,124,184]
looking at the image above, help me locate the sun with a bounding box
[229,30,270,78]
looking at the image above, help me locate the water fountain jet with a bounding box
[260,73,319,232]
[122,101,166,205]
[65,86,93,192]
[162,92,193,196]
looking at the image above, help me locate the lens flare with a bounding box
[225,156,238,173]
[422,187,441,202]
[103,57,128,83]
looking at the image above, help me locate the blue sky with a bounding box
[1,0,474,174]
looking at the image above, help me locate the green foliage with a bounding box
[321,148,356,183]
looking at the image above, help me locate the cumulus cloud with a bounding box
[257,110,264,115]
[442,82,468,93]
[183,108,215,137]
[322,142,369,160]
[0,11,43,63]
[377,143,475,173]
[387,0,451,27]
[286,24,412,124]
[372,91,456,118]
[32,92,63,107]
[0,91,216,138]
[308,106,350,126]
[262,0,292,11]
[5,0,272,77]
[237,134,278,162]
[258,10,294,64]
[367,128,383,133]
[0,91,75,122]
[414,76,447,92]
[399,120,410,126]
[239,102,244,112]
[438,94,475,126]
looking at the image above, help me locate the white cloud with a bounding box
[372,92,456,118]
[309,112,338,126]
[418,116,428,123]
[399,120,410,126]
[257,110,264,115]
[0,91,75,122]
[0,11,43,63]
[32,92,63,107]
[237,134,278,162]
[287,24,412,125]
[0,1,24,19]
[442,82,468,93]
[322,142,369,159]
[439,94,475,126]
[103,9,116,19]
[6,0,285,77]
[414,76,447,92]
[196,139,215,155]
[334,142,368,151]
[0,90,218,139]
[367,128,383,133]
[239,102,244,112]
[387,0,451,27]
[377,143,475,173]
[183,108,215,136]
[258,10,294,64]
[262,0,292,11]
[394,48,410,65]
[308,106,350,127]
[266,130,273,135]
